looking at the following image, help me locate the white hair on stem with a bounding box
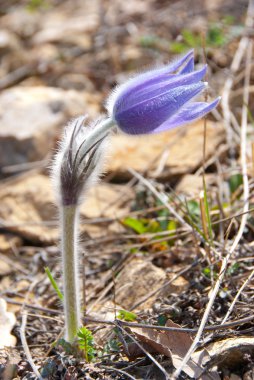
[51,116,114,342]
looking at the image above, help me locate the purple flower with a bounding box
[107,50,220,135]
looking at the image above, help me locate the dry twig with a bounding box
[20,310,43,380]
[221,268,254,324]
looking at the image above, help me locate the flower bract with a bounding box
[51,116,109,206]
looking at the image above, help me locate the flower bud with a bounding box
[106,50,220,135]
[51,116,109,206]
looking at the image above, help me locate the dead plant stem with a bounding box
[20,310,43,380]
[221,268,254,324]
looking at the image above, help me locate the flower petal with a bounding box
[107,50,194,115]
[114,65,207,115]
[152,97,221,133]
[115,82,206,135]
[178,56,194,74]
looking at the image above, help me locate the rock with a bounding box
[108,121,224,181]
[176,174,215,195]
[0,298,16,349]
[0,234,22,254]
[0,260,12,277]
[0,86,99,168]
[32,9,98,46]
[85,183,132,219]
[0,29,26,78]
[0,30,20,54]
[115,259,167,310]
[165,273,189,294]
[202,337,254,370]
[0,173,132,244]
[33,27,92,49]
[82,182,134,234]
[1,9,41,38]
[0,173,56,244]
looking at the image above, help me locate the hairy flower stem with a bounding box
[61,205,80,343]
[53,117,114,342]
[79,118,114,152]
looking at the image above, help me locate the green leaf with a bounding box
[77,327,95,362]
[170,42,188,54]
[229,173,243,194]
[182,29,201,47]
[104,338,121,353]
[57,338,73,355]
[203,266,218,280]
[203,267,211,278]
[186,200,200,222]
[26,0,49,11]
[185,199,205,239]
[44,267,63,301]
[222,15,235,25]
[207,25,226,47]
[122,217,147,234]
[157,208,170,230]
[145,220,162,233]
[167,220,177,232]
[157,314,168,326]
[117,309,137,322]
[202,177,213,244]
[139,35,158,48]
[227,262,239,275]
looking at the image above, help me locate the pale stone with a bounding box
[0,86,99,167]
[0,173,132,244]
[115,259,167,309]
[108,121,224,180]
[0,234,22,253]
[0,298,16,348]
[176,174,214,195]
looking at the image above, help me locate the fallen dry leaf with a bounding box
[130,319,220,379]
[0,298,16,348]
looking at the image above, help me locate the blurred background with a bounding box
[0,0,249,173]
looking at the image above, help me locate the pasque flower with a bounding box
[107,50,220,135]
[51,116,111,343]
[50,50,220,344]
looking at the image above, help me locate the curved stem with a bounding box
[79,118,115,153]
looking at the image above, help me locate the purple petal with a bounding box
[115,82,206,135]
[114,65,207,115]
[111,50,194,114]
[125,50,194,87]
[152,97,220,133]
[178,56,194,74]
